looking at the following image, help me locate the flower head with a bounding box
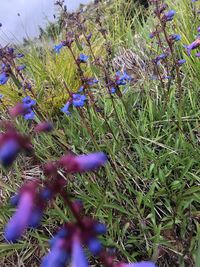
[0,72,9,85]
[59,152,107,173]
[163,10,176,21]
[22,96,36,108]
[0,139,20,167]
[24,110,35,120]
[186,38,200,55]
[178,59,186,65]
[79,54,89,63]
[16,65,26,71]
[54,43,64,53]
[72,94,86,107]
[61,101,71,115]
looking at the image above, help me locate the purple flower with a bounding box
[0,94,3,99]
[186,38,200,55]
[54,43,64,53]
[0,139,20,167]
[196,52,200,57]
[61,101,71,115]
[17,65,26,71]
[28,208,43,228]
[170,34,181,41]
[115,71,132,85]
[163,10,176,21]
[22,96,36,108]
[72,94,86,107]
[0,72,9,85]
[16,53,24,58]
[4,192,34,242]
[178,59,186,65]
[59,152,107,173]
[79,54,89,63]
[86,78,99,86]
[110,87,116,94]
[154,53,168,64]
[72,237,88,267]
[24,110,35,120]
[94,223,107,234]
[88,238,102,255]
[41,240,69,267]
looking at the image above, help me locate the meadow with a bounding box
[0,0,200,266]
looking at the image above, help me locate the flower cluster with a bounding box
[61,93,87,115]
[0,123,32,167]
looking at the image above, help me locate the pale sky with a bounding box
[0,0,92,45]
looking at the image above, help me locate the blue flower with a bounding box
[87,78,99,86]
[61,101,71,115]
[79,54,89,63]
[24,110,35,120]
[54,43,64,53]
[115,71,132,85]
[178,59,186,65]
[16,53,24,58]
[0,139,20,167]
[0,72,9,85]
[88,238,102,255]
[170,34,181,41]
[22,96,36,108]
[17,65,26,71]
[72,94,86,107]
[110,87,116,94]
[164,10,176,21]
[0,94,3,99]
[78,86,84,93]
[154,53,168,64]
[72,238,88,267]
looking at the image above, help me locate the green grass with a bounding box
[0,0,200,266]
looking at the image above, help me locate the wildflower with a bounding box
[169,34,181,42]
[110,87,116,94]
[162,10,176,22]
[4,181,38,242]
[24,110,35,120]
[59,152,107,173]
[0,72,9,85]
[78,86,84,93]
[115,71,132,85]
[54,43,64,53]
[88,238,102,255]
[0,94,3,99]
[79,54,89,63]
[22,96,36,108]
[186,38,200,55]
[16,65,26,71]
[61,101,71,115]
[86,33,92,41]
[9,103,29,118]
[16,53,24,58]
[72,94,86,107]
[86,78,99,86]
[196,52,200,57]
[154,53,168,64]
[0,139,20,167]
[34,122,53,133]
[41,232,69,267]
[72,237,88,267]
[178,59,186,65]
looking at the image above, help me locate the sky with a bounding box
[0,0,92,45]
